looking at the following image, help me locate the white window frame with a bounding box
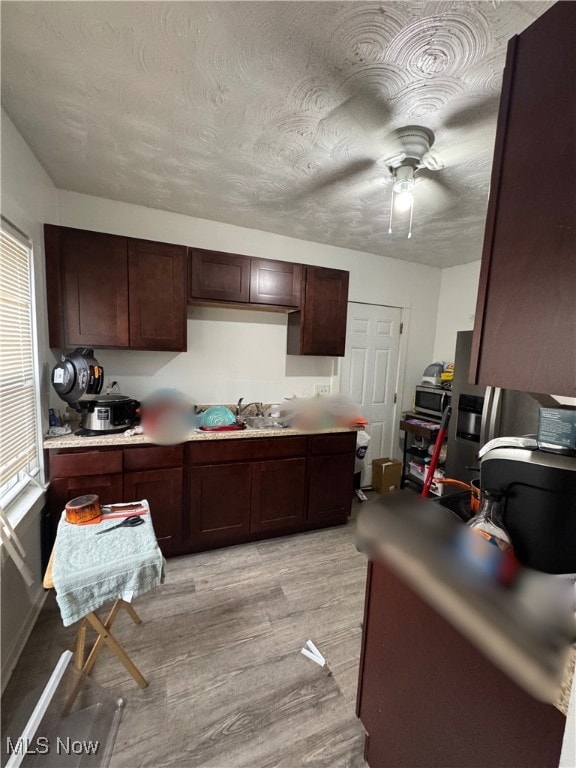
[0,216,45,517]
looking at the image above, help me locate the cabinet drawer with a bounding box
[249,437,308,460]
[188,439,253,464]
[188,436,308,464]
[123,445,183,471]
[49,450,122,478]
[310,432,357,455]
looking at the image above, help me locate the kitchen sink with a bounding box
[242,416,289,430]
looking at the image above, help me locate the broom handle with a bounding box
[421,406,452,498]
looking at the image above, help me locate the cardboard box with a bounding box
[372,457,403,495]
[408,460,445,496]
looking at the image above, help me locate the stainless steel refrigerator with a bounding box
[445,331,541,484]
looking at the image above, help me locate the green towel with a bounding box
[52,500,165,626]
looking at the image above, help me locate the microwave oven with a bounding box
[414,385,452,419]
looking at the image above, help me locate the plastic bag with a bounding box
[355,430,370,473]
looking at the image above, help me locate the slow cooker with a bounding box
[51,348,139,435]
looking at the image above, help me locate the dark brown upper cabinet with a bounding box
[287,266,349,356]
[470,2,576,397]
[44,225,187,351]
[128,239,187,351]
[249,259,301,308]
[45,225,129,348]
[189,248,250,304]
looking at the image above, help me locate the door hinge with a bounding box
[393,393,397,404]
[400,322,404,335]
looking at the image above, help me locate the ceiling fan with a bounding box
[381,124,442,238]
[285,89,500,238]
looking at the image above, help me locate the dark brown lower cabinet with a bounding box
[308,452,356,523]
[47,432,356,558]
[123,467,184,556]
[357,560,566,768]
[49,473,123,540]
[189,462,252,549]
[251,458,306,532]
[47,445,184,558]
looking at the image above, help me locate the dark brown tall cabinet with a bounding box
[44,225,187,351]
[288,266,349,356]
[357,560,566,768]
[470,2,576,396]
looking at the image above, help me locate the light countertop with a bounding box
[356,492,575,714]
[44,426,356,450]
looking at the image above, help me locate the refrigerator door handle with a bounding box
[488,387,503,442]
[480,387,493,446]
[441,392,449,413]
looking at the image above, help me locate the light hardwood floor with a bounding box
[2,510,369,767]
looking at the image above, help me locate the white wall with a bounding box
[432,261,482,363]
[56,190,442,411]
[0,109,59,686]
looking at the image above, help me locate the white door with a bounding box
[340,303,403,486]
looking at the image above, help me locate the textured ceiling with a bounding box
[1,1,552,267]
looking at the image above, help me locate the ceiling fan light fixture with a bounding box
[389,165,415,237]
[394,189,414,212]
[392,165,415,194]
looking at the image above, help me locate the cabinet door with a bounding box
[470,2,576,396]
[49,473,123,540]
[189,463,252,548]
[358,561,566,768]
[251,458,306,532]
[189,249,250,303]
[250,259,301,308]
[287,266,349,356]
[123,467,183,557]
[308,452,355,523]
[45,225,129,348]
[128,239,187,351]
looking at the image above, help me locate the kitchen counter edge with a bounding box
[356,495,575,715]
[43,426,357,450]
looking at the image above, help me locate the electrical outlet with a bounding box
[314,383,331,396]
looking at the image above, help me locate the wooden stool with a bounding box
[44,549,148,689]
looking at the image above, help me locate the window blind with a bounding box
[0,224,40,501]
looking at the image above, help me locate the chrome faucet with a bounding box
[236,398,264,417]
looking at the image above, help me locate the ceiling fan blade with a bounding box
[443,92,501,131]
[319,93,393,141]
[309,157,378,194]
[414,173,454,215]
[282,157,379,202]
[435,123,498,169]
[417,169,458,195]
